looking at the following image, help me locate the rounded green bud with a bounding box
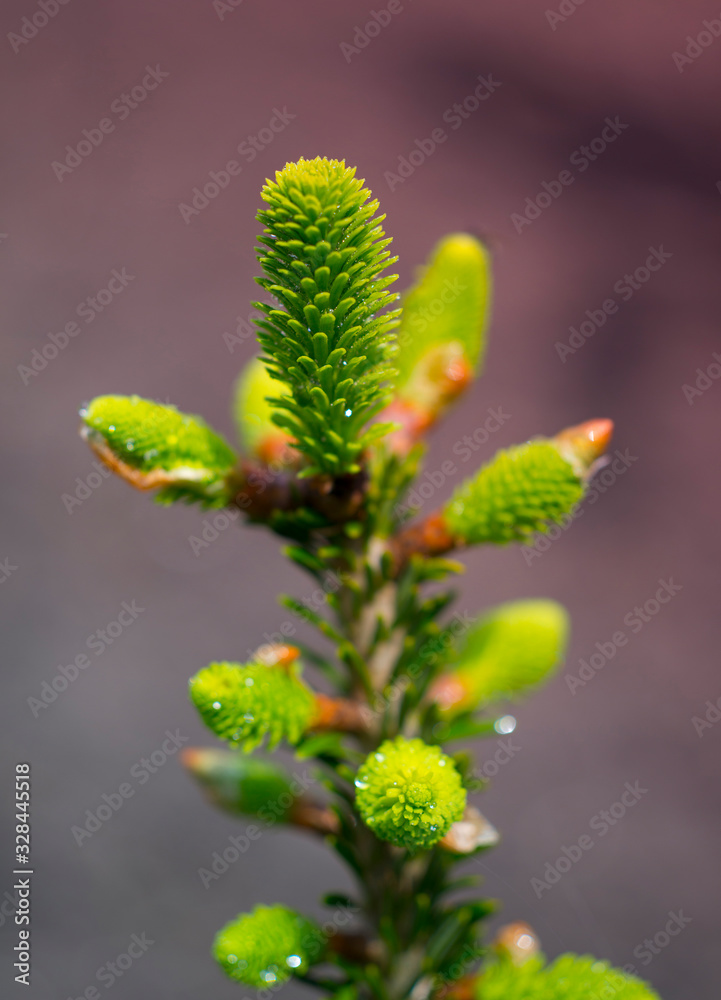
[80,394,236,505]
[477,953,661,1000]
[182,748,294,818]
[444,440,584,546]
[189,661,315,752]
[213,904,323,988]
[355,737,466,850]
[434,600,569,713]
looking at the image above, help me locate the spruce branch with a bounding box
[77,158,662,1000]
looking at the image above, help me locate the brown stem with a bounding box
[311,693,369,734]
[227,462,368,525]
[326,931,385,965]
[288,800,340,836]
[390,510,459,569]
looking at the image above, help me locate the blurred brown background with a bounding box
[1,1,719,997]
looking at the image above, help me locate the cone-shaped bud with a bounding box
[492,922,540,965]
[213,904,323,987]
[80,395,236,506]
[388,234,491,449]
[189,661,315,752]
[443,431,598,547]
[440,805,499,854]
[431,600,569,713]
[182,748,294,818]
[254,157,400,478]
[233,356,297,466]
[553,418,614,478]
[355,737,466,850]
[476,953,661,1000]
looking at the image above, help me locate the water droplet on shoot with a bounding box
[495,715,516,735]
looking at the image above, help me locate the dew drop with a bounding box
[212,701,222,710]
[286,956,301,968]
[495,714,517,735]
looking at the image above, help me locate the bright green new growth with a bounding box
[355,737,466,849]
[186,749,295,818]
[444,440,584,545]
[395,232,491,393]
[254,157,399,478]
[447,600,569,711]
[477,954,661,1000]
[189,661,315,751]
[213,904,323,987]
[81,395,236,505]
